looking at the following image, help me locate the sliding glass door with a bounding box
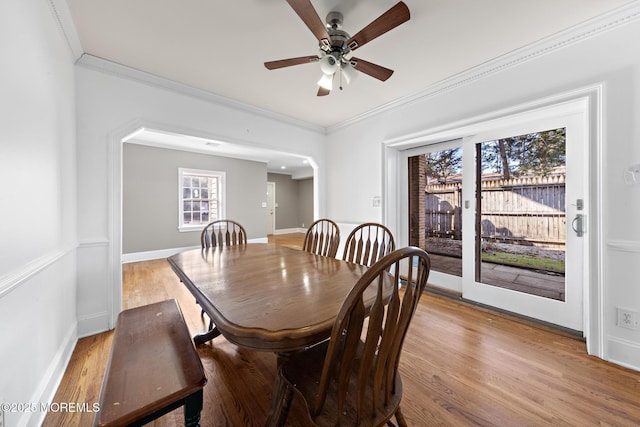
[403,103,587,331]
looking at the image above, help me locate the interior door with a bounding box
[266,182,275,235]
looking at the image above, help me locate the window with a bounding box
[178,168,225,231]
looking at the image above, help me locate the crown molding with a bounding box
[327,0,640,133]
[50,0,324,133]
[47,0,83,60]
[50,0,640,134]
[75,54,326,135]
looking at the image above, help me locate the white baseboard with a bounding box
[607,337,640,372]
[19,322,78,427]
[77,311,111,338]
[273,228,306,235]
[122,245,200,263]
[122,238,270,264]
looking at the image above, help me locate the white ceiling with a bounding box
[66,0,632,176]
[124,128,314,178]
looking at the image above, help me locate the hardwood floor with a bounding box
[44,234,640,426]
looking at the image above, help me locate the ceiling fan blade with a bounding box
[346,2,410,51]
[264,55,319,70]
[317,87,330,96]
[286,0,331,48]
[350,57,394,81]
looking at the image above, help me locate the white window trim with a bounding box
[178,167,226,232]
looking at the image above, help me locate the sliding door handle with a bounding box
[571,214,584,237]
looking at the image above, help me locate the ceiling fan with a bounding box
[264,0,410,96]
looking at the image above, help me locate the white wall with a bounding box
[0,0,78,425]
[3,6,638,425]
[325,8,640,370]
[74,59,327,336]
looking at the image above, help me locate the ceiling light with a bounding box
[341,62,357,85]
[317,73,333,90]
[319,54,339,75]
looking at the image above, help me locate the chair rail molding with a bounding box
[607,239,640,252]
[0,243,77,298]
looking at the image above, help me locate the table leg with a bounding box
[264,352,294,427]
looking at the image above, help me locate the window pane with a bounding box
[180,169,224,227]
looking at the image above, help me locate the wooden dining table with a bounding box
[168,242,395,425]
[167,243,391,352]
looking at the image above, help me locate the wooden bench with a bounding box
[94,299,207,426]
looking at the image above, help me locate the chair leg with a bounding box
[394,406,407,427]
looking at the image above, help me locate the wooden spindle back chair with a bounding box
[200,219,247,250]
[199,219,247,330]
[270,246,431,427]
[342,222,395,267]
[302,219,340,258]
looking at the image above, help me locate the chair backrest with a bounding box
[200,220,247,249]
[302,219,340,258]
[342,222,396,267]
[313,246,431,424]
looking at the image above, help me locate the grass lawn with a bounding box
[481,251,565,274]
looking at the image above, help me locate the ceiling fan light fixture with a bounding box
[319,54,339,75]
[341,62,357,84]
[317,72,333,90]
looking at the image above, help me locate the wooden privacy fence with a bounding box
[425,175,566,247]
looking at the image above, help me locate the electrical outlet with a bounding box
[617,308,638,330]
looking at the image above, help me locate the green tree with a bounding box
[482,128,566,178]
[424,148,462,183]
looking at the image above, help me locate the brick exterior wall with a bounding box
[408,155,426,248]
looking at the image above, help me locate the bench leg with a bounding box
[184,389,204,427]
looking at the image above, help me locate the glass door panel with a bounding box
[408,145,463,278]
[475,129,567,301]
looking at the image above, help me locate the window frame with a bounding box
[178,167,226,232]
